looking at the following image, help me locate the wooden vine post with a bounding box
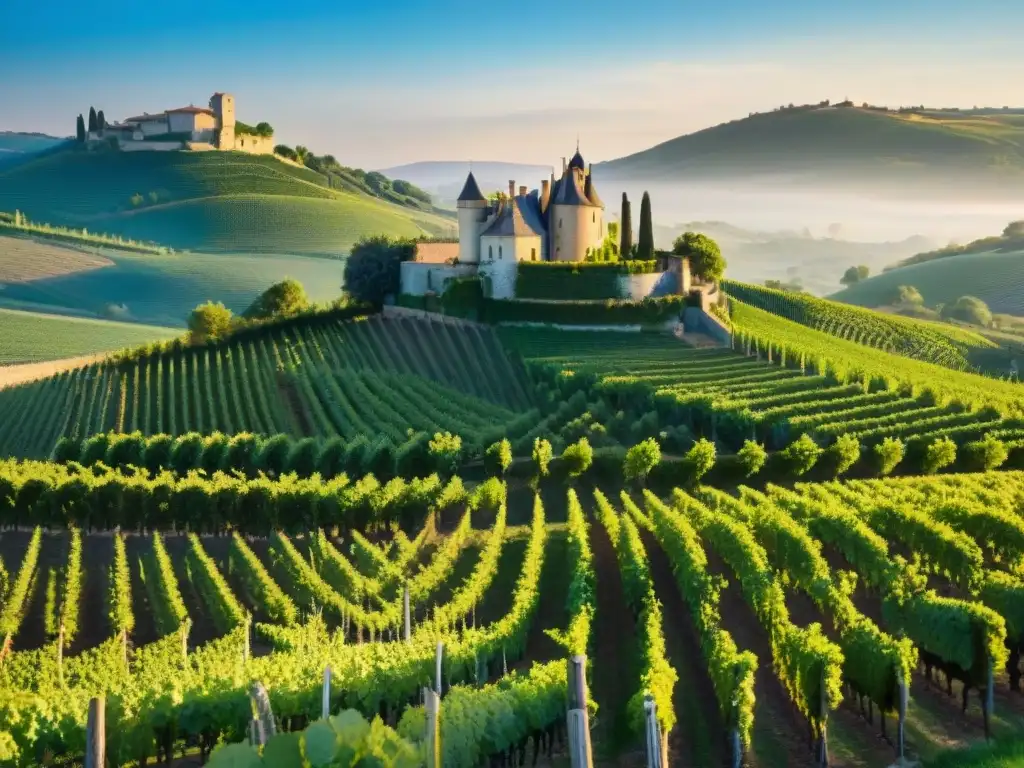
[250,681,277,743]
[424,687,441,768]
[85,697,105,768]
[643,694,667,768]
[566,655,594,768]
[0,633,12,667]
[434,641,444,694]
[322,664,332,719]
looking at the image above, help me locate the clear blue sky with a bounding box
[3,0,1023,168]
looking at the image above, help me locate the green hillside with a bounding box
[0,246,348,326]
[596,106,1024,185]
[831,248,1024,316]
[0,308,178,364]
[0,149,455,254]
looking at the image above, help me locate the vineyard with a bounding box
[722,280,998,372]
[1,461,1023,766]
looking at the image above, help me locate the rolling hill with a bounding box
[0,234,349,326]
[595,106,1024,195]
[0,132,71,170]
[0,148,456,255]
[377,160,554,202]
[830,247,1024,316]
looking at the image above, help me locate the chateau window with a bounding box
[531,248,536,261]
[559,218,562,229]
[498,245,503,259]
[488,245,493,259]
[592,212,595,223]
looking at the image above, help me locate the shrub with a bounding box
[223,433,262,476]
[81,434,112,466]
[532,438,553,479]
[778,434,822,476]
[562,437,594,478]
[623,438,661,484]
[287,437,321,477]
[143,435,173,474]
[170,433,205,474]
[684,438,716,484]
[872,437,905,476]
[105,433,147,470]
[317,437,348,477]
[923,436,957,474]
[469,477,505,512]
[243,278,310,320]
[200,433,230,474]
[187,301,234,344]
[737,440,767,477]
[825,434,861,477]
[962,435,1008,471]
[394,433,431,477]
[256,434,292,477]
[54,437,83,463]
[484,439,513,477]
[941,296,992,327]
[428,432,463,475]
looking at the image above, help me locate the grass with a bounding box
[831,248,1024,316]
[0,149,455,255]
[0,246,350,326]
[0,308,178,364]
[90,194,455,255]
[925,738,1024,767]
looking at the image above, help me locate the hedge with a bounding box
[482,296,686,326]
[515,261,658,300]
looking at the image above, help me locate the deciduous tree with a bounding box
[840,265,870,285]
[243,278,309,320]
[672,232,726,283]
[187,301,234,344]
[343,235,417,305]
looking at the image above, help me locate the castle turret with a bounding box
[456,171,488,264]
[209,92,236,150]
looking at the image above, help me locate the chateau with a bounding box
[456,145,606,264]
[88,93,274,154]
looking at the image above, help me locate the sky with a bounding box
[3,0,1024,169]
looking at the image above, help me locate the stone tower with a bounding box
[456,171,488,264]
[209,92,236,150]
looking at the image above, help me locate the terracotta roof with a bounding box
[481,197,542,237]
[124,113,166,123]
[414,241,460,263]
[167,106,214,115]
[456,171,486,202]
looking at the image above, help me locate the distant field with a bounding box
[89,193,454,255]
[0,150,455,254]
[0,247,348,326]
[0,235,112,282]
[0,308,178,364]
[831,249,1024,315]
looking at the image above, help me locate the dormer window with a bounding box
[488,245,493,260]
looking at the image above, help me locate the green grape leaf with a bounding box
[206,743,264,768]
[262,732,303,768]
[330,709,371,742]
[302,721,340,767]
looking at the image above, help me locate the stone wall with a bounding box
[616,270,678,300]
[399,263,477,296]
[120,141,183,152]
[683,306,732,345]
[234,134,274,154]
[477,261,518,299]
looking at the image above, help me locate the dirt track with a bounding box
[0,354,101,390]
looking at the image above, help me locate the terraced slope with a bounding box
[499,326,1024,451]
[725,280,998,372]
[0,314,535,458]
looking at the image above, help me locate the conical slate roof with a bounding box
[584,166,603,208]
[481,196,542,237]
[457,171,485,202]
[568,149,585,171]
[551,168,595,207]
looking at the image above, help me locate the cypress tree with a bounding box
[637,191,654,260]
[97,110,106,130]
[88,107,97,133]
[76,114,86,143]
[619,192,633,258]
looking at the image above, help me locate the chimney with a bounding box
[540,179,550,212]
[519,185,527,197]
[562,157,567,173]
[509,180,516,199]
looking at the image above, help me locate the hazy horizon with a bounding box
[4,0,1024,168]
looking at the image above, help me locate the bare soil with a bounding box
[73,534,113,653]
